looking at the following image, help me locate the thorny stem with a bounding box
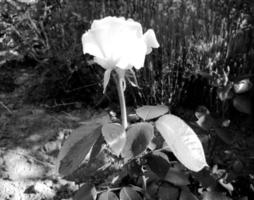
[114,72,128,129]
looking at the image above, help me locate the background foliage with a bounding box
[0,1,254,199]
[0,0,253,109]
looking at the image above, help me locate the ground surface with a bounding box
[0,103,100,200]
[0,67,103,200]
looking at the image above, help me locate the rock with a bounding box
[4,148,45,181]
[16,0,39,4]
[25,181,56,198]
[15,73,30,85]
[43,140,62,155]
[33,181,56,198]
[31,109,45,115]
[0,179,25,200]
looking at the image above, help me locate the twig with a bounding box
[8,150,54,167]
[43,102,78,108]
[0,101,12,114]
[50,115,69,128]
[64,82,99,93]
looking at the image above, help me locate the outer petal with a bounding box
[82,28,114,59]
[91,16,125,30]
[125,39,147,69]
[82,31,105,59]
[94,57,115,69]
[112,21,146,69]
[92,17,143,35]
[143,29,160,54]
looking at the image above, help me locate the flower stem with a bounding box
[114,73,128,129]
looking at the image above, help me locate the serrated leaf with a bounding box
[196,114,216,131]
[121,123,154,159]
[127,160,142,178]
[119,187,142,200]
[79,112,110,125]
[222,119,230,127]
[146,151,170,178]
[98,190,119,200]
[136,105,169,121]
[193,168,217,188]
[74,184,96,200]
[164,168,190,186]
[202,191,232,200]
[218,179,234,194]
[158,183,179,200]
[214,127,233,144]
[195,106,210,119]
[57,123,102,177]
[146,182,159,199]
[143,167,161,184]
[128,114,140,123]
[156,114,208,172]
[179,188,198,200]
[233,95,252,114]
[130,185,143,192]
[102,123,126,156]
[195,107,233,144]
[88,134,105,164]
[217,83,233,101]
[234,79,253,94]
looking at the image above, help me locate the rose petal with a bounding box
[82,31,105,59]
[143,29,160,54]
[82,16,159,71]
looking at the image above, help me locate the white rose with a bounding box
[81,16,159,92]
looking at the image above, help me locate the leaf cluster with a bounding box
[56,105,235,200]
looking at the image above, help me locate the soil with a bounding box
[0,68,103,200]
[0,104,100,200]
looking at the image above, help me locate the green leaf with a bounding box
[121,122,154,159]
[136,105,169,121]
[233,95,252,114]
[156,114,208,172]
[234,78,253,94]
[158,183,179,200]
[127,114,140,123]
[88,133,105,164]
[146,151,170,178]
[119,187,142,200]
[102,123,126,156]
[179,188,198,200]
[98,190,119,200]
[218,179,234,194]
[74,184,96,200]
[146,182,159,199]
[193,168,217,188]
[57,123,102,177]
[202,191,232,200]
[195,106,233,144]
[164,168,190,186]
[217,83,233,101]
[127,160,142,178]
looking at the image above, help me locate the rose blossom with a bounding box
[82,16,159,92]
